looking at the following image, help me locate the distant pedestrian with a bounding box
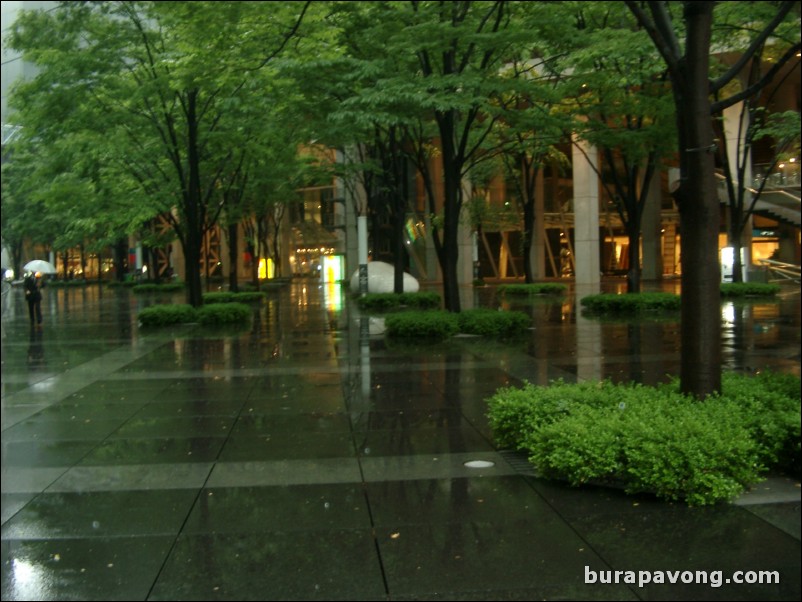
[24,272,43,326]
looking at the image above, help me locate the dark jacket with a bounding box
[24,276,42,302]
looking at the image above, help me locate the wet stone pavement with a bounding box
[1,279,800,601]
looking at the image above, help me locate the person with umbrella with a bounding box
[23,271,44,326]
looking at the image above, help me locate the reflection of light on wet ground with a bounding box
[29,378,59,391]
[722,302,736,324]
[323,282,342,312]
[9,558,45,601]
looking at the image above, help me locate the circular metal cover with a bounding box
[463,460,495,468]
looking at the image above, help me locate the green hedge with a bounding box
[202,291,267,304]
[46,280,90,287]
[580,292,681,313]
[498,283,568,296]
[582,284,781,315]
[457,308,531,337]
[720,282,781,297]
[132,282,185,293]
[197,302,252,325]
[138,302,253,327]
[384,308,530,340]
[385,310,460,340]
[486,372,800,506]
[357,292,442,311]
[138,304,198,327]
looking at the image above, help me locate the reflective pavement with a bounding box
[1,279,800,601]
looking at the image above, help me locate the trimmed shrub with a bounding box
[356,293,402,312]
[203,291,267,304]
[718,371,801,475]
[197,302,252,325]
[457,308,531,337]
[357,291,442,311]
[580,292,681,313]
[47,279,89,287]
[398,292,441,309]
[384,310,459,341]
[486,372,801,505]
[132,282,185,293]
[498,283,568,296]
[720,282,781,297]
[138,304,198,327]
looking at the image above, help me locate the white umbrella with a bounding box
[23,259,57,274]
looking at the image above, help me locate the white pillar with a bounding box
[530,168,546,279]
[642,169,663,280]
[358,215,368,295]
[572,138,600,293]
[458,180,475,287]
[724,102,753,275]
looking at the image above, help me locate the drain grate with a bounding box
[498,449,538,476]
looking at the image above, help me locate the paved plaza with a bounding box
[1,278,800,601]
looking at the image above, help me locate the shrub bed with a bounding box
[357,291,442,311]
[486,372,800,506]
[384,308,530,340]
[580,292,681,313]
[138,304,198,327]
[132,282,185,293]
[202,291,267,304]
[47,280,90,287]
[138,301,253,327]
[457,308,531,337]
[498,283,568,296]
[197,302,252,325]
[582,284,780,315]
[384,310,460,341]
[720,282,781,297]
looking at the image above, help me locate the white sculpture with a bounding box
[349,261,420,294]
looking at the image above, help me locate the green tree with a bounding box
[356,2,544,310]
[625,0,800,397]
[1,141,51,278]
[709,0,801,282]
[552,1,677,292]
[283,1,420,293]
[8,1,310,306]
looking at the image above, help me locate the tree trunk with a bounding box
[438,112,462,313]
[114,238,128,282]
[626,222,642,294]
[522,159,538,284]
[393,195,406,294]
[228,222,239,293]
[184,89,204,308]
[183,235,203,307]
[673,2,722,397]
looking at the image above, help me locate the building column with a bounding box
[279,214,292,278]
[572,138,600,294]
[724,102,753,275]
[457,180,476,305]
[340,148,367,282]
[529,168,547,279]
[641,169,663,280]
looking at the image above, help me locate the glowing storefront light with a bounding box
[258,258,275,280]
[321,255,343,283]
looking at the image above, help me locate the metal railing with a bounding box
[755,258,801,283]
